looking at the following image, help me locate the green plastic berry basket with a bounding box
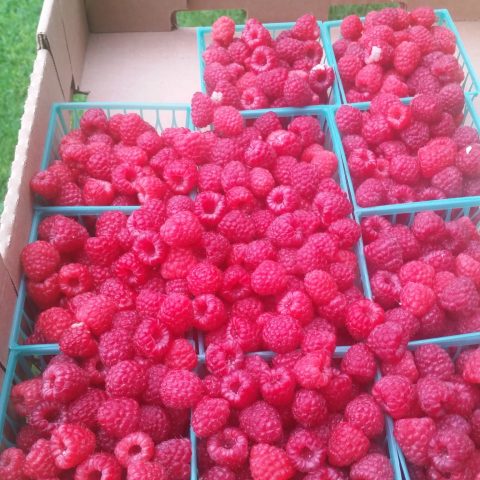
[0,348,198,479]
[38,102,192,173]
[322,9,480,106]
[330,93,480,218]
[196,21,342,109]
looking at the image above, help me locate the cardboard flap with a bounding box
[0,50,64,289]
[85,0,188,32]
[0,255,17,367]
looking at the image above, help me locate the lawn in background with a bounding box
[0,0,42,209]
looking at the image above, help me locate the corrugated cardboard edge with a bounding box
[0,50,64,289]
[0,255,17,368]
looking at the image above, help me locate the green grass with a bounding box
[176,9,246,27]
[0,0,42,208]
[328,3,399,20]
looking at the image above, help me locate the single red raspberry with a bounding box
[35,307,75,343]
[259,366,296,407]
[160,369,203,409]
[50,423,95,469]
[113,431,155,468]
[355,64,384,95]
[16,425,46,453]
[303,269,338,306]
[456,144,480,176]
[292,388,327,428]
[413,344,454,380]
[340,14,363,40]
[350,453,394,480]
[191,397,230,438]
[27,273,61,309]
[293,351,332,390]
[66,388,107,429]
[428,429,475,474]
[367,321,407,362]
[154,438,191,480]
[416,375,451,418]
[345,299,385,341]
[372,374,416,419]
[335,105,363,135]
[105,360,147,398]
[221,369,258,408]
[164,338,197,371]
[126,461,165,480]
[285,428,326,474]
[43,215,88,253]
[26,397,67,433]
[30,169,61,200]
[59,322,97,358]
[41,361,88,403]
[75,453,122,480]
[250,260,287,296]
[23,439,59,479]
[291,13,319,40]
[75,294,116,336]
[97,397,140,438]
[212,15,235,46]
[438,276,479,313]
[400,282,436,318]
[0,448,26,480]
[160,210,202,247]
[283,75,313,107]
[213,106,244,137]
[58,262,93,297]
[328,422,370,467]
[370,270,401,308]
[345,394,384,439]
[355,178,386,207]
[239,400,283,444]
[250,444,294,480]
[340,343,376,384]
[338,54,363,84]
[261,314,302,353]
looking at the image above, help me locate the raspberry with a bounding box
[160,369,203,408]
[35,307,75,343]
[439,83,465,116]
[192,397,230,438]
[218,210,255,243]
[26,273,61,309]
[355,64,384,95]
[157,436,189,478]
[258,366,296,407]
[328,422,370,467]
[250,260,287,296]
[393,41,421,76]
[456,143,480,177]
[345,299,385,340]
[412,210,446,242]
[288,116,322,148]
[345,394,384,439]
[277,290,313,325]
[75,453,122,480]
[30,169,60,201]
[302,268,337,305]
[207,427,249,470]
[347,148,376,178]
[21,241,60,282]
[462,347,480,383]
[66,388,107,429]
[438,276,479,313]
[341,343,376,384]
[50,423,95,469]
[221,369,258,408]
[350,453,394,480]
[338,55,363,84]
[261,314,301,353]
[291,14,320,40]
[23,439,59,479]
[400,282,436,317]
[249,443,294,480]
[414,344,454,380]
[293,351,332,389]
[370,270,401,308]
[42,361,88,403]
[416,376,451,418]
[127,461,165,480]
[341,15,363,40]
[239,400,283,444]
[97,397,140,438]
[283,75,313,107]
[112,431,155,468]
[59,322,97,358]
[220,265,252,302]
[355,178,386,207]
[104,359,147,398]
[241,18,272,48]
[75,294,116,336]
[82,178,114,205]
[335,105,363,135]
[431,165,463,197]
[213,106,244,137]
[192,294,226,331]
[411,93,442,124]
[285,428,326,474]
[0,448,26,480]
[372,374,416,419]
[160,210,202,247]
[212,16,235,46]
[367,321,407,362]
[454,126,480,149]
[44,215,88,252]
[428,429,474,474]
[137,405,171,443]
[399,120,430,151]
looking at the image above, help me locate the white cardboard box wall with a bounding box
[1,0,480,361]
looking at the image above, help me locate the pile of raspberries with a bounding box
[191,13,335,122]
[336,91,480,207]
[333,7,465,103]
[362,211,480,342]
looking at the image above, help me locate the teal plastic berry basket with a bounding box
[0,349,199,479]
[322,9,480,105]
[331,93,480,217]
[196,21,342,108]
[355,196,480,350]
[39,102,192,172]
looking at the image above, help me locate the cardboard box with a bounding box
[1,0,480,360]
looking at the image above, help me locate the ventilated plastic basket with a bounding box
[39,102,192,172]
[331,93,480,217]
[322,9,480,105]
[196,21,342,108]
[355,196,480,350]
